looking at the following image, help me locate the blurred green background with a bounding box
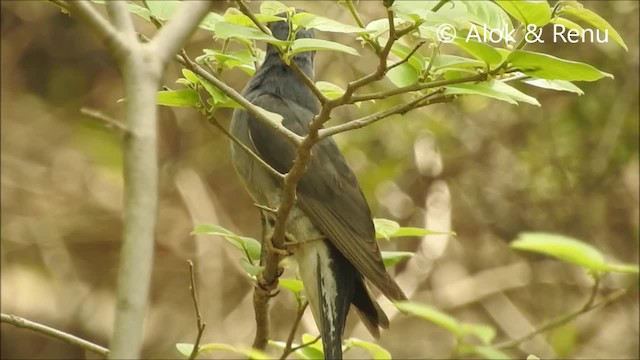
[1,1,638,359]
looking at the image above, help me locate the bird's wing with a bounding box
[246,93,406,302]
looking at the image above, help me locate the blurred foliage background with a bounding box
[1,1,638,359]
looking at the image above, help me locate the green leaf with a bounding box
[156,89,199,107]
[460,344,512,360]
[550,17,584,32]
[374,218,401,240]
[214,21,288,46]
[461,323,497,344]
[181,69,200,85]
[255,105,285,125]
[507,50,613,81]
[431,54,484,70]
[382,251,414,267]
[279,278,305,293]
[512,233,639,274]
[145,0,181,21]
[179,343,270,359]
[260,1,293,16]
[293,12,370,34]
[289,38,359,56]
[495,0,552,26]
[390,42,426,71]
[395,301,462,336]
[550,323,577,358]
[239,258,261,277]
[176,343,194,357]
[199,13,225,32]
[192,224,262,262]
[315,81,345,100]
[386,62,420,87]
[490,80,540,106]
[446,82,517,105]
[522,78,584,95]
[222,7,283,28]
[463,1,514,33]
[452,38,503,67]
[393,227,455,238]
[559,5,628,51]
[299,333,324,358]
[344,338,391,360]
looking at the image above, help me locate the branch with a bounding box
[105,1,136,43]
[207,114,285,181]
[151,2,213,64]
[344,0,381,53]
[319,92,451,139]
[234,0,328,105]
[187,260,206,360]
[386,40,426,72]
[65,1,130,61]
[80,107,127,134]
[495,282,627,350]
[175,54,303,146]
[280,301,309,360]
[0,313,109,358]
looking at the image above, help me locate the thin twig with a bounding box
[387,40,426,72]
[431,0,451,12]
[344,0,381,53]
[207,114,285,181]
[286,335,322,356]
[80,107,127,133]
[495,284,627,350]
[280,301,309,360]
[0,313,109,358]
[187,260,206,360]
[175,53,303,146]
[319,92,450,139]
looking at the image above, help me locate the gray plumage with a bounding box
[229,16,406,359]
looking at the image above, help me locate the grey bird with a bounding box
[229,15,407,359]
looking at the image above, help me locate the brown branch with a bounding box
[495,282,627,350]
[0,313,109,358]
[176,54,303,146]
[187,260,206,360]
[319,92,451,139]
[234,0,328,105]
[387,40,426,72]
[280,301,309,360]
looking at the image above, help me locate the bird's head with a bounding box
[265,10,315,63]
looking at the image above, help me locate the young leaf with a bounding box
[156,89,199,107]
[495,0,552,27]
[239,258,261,277]
[395,301,462,336]
[374,218,401,240]
[392,227,455,238]
[522,78,584,95]
[289,38,359,56]
[223,7,282,28]
[464,1,514,33]
[192,224,262,262]
[490,80,541,106]
[178,343,270,359]
[279,278,305,294]
[507,50,613,81]
[260,1,293,16]
[460,344,512,360]
[559,5,628,51]
[446,82,518,105]
[550,17,584,32]
[315,81,345,100]
[181,69,200,85]
[344,338,391,360]
[513,233,640,274]
[461,323,497,344]
[292,12,371,34]
[214,22,288,46]
[381,251,414,267]
[452,38,503,67]
[386,62,420,87]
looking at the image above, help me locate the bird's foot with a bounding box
[256,270,282,297]
[265,234,290,257]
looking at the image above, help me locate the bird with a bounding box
[229,13,407,359]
